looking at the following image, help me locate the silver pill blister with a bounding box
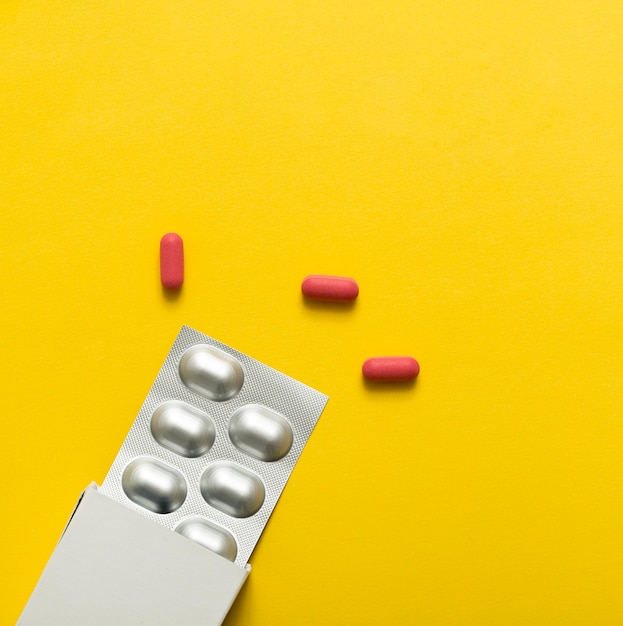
[229,404,293,462]
[101,326,328,566]
[200,461,265,518]
[179,344,244,401]
[122,457,188,514]
[151,401,215,458]
[175,517,238,562]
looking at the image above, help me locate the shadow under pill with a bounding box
[162,285,183,302]
[362,377,418,392]
[302,297,357,313]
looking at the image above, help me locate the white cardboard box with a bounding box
[18,484,249,625]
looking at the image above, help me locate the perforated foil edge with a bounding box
[101,325,329,567]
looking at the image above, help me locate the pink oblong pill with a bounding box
[160,233,184,290]
[362,357,420,382]
[301,275,359,302]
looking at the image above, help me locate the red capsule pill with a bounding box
[362,357,420,382]
[160,233,184,290]
[301,275,359,302]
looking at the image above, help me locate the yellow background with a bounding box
[2,1,623,624]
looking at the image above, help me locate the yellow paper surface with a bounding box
[2,1,623,624]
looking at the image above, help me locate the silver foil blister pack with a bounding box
[101,326,328,566]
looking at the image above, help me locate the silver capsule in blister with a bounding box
[200,461,265,518]
[175,517,238,562]
[178,344,244,401]
[122,457,187,514]
[151,400,215,458]
[229,404,293,462]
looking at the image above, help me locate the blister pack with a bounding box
[101,325,328,567]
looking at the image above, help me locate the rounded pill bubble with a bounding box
[200,462,265,518]
[301,275,359,302]
[160,233,184,290]
[175,517,238,562]
[179,344,244,401]
[229,404,293,462]
[362,356,420,382]
[151,401,215,458]
[122,457,187,514]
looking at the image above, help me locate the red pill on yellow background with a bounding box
[362,357,420,382]
[160,233,184,290]
[301,275,359,302]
